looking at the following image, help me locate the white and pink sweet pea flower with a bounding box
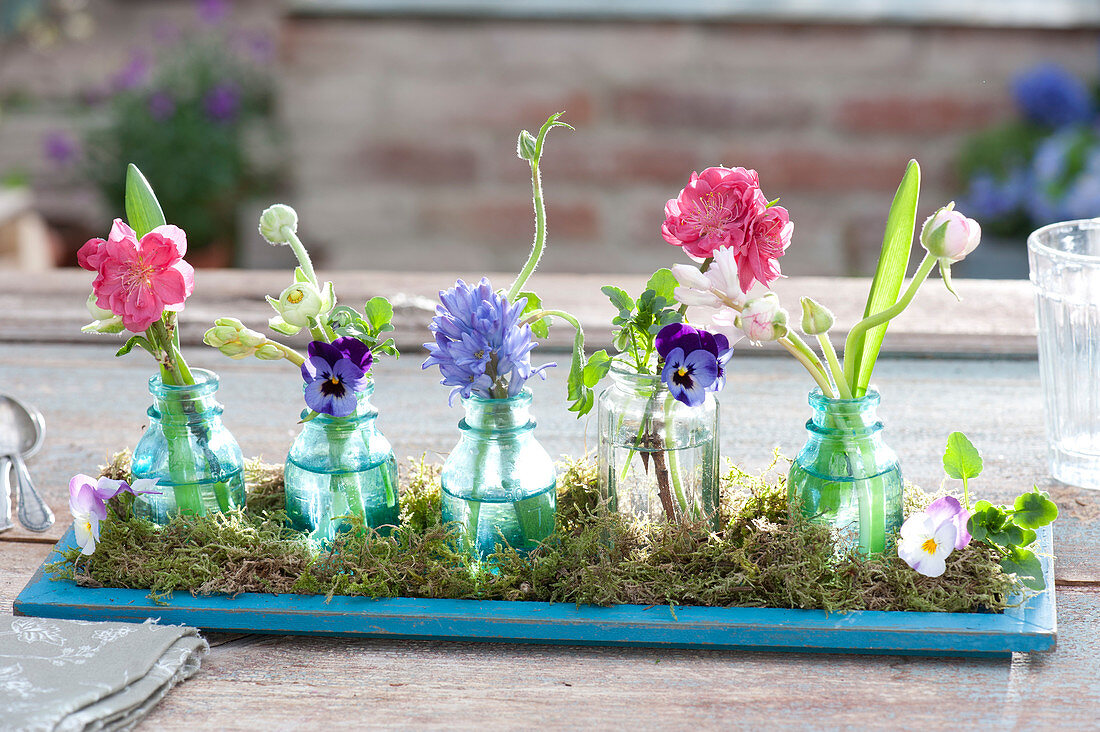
[920,203,981,265]
[77,219,195,333]
[735,293,789,344]
[898,496,971,577]
[672,247,751,308]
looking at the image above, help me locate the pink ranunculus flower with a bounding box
[78,219,195,333]
[662,167,767,261]
[736,204,792,293]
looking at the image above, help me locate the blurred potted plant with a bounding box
[78,3,281,265]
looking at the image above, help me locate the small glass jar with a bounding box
[284,384,399,546]
[597,365,720,528]
[440,390,556,558]
[131,369,246,524]
[787,388,904,556]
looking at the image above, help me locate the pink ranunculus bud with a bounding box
[920,204,981,264]
[735,292,788,344]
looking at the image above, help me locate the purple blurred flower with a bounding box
[43,131,79,167]
[1013,63,1094,128]
[148,91,176,121]
[197,0,230,25]
[204,82,241,122]
[111,50,150,91]
[422,278,551,403]
[962,170,1028,221]
[301,338,372,417]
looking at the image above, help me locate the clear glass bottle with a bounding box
[284,384,399,547]
[131,369,246,524]
[787,388,903,556]
[440,390,556,558]
[597,366,720,528]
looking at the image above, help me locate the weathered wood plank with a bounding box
[0,540,52,613]
[130,588,1097,729]
[0,270,1037,355]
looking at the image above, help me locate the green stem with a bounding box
[284,228,318,288]
[779,335,835,398]
[842,253,936,392]
[817,334,853,400]
[664,394,690,516]
[508,162,546,302]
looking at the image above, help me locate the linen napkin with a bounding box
[0,617,207,732]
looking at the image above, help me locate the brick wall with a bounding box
[276,18,1099,276]
[2,3,1098,275]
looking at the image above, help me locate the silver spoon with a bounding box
[0,394,53,532]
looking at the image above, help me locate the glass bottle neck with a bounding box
[148,369,222,424]
[304,383,378,430]
[806,388,883,436]
[460,390,535,434]
[609,365,667,399]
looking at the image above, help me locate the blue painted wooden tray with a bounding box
[14,527,1056,658]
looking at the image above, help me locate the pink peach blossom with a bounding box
[735,204,793,292]
[77,219,195,332]
[662,167,767,260]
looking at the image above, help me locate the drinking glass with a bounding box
[1028,218,1100,489]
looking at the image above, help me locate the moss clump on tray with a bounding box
[47,452,1017,613]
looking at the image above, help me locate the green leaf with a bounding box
[363,297,394,334]
[848,160,920,396]
[518,292,549,339]
[294,267,310,284]
[601,285,634,314]
[1000,547,1045,591]
[966,500,1006,544]
[986,523,1036,549]
[1012,488,1059,529]
[645,268,678,303]
[123,164,166,238]
[582,349,612,388]
[943,431,983,481]
[115,335,153,358]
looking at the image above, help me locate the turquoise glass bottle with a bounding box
[284,383,399,547]
[787,388,903,556]
[131,369,246,524]
[440,390,556,558]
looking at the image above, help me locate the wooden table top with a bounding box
[1,271,1098,728]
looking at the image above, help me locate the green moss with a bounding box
[45,452,1017,614]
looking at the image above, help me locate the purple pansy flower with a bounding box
[655,323,732,405]
[661,346,719,407]
[422,278,552,404]
[68,474,160,555]
[301,337,372,417]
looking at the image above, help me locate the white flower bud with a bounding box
[735,293,788,344]
[81,292,124,334]
[254,343,284,361]
[799,297,835,335]
[203,317,267,359]
[271,282,324,328]
[258,204,298,246]
[920,203,981,264]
